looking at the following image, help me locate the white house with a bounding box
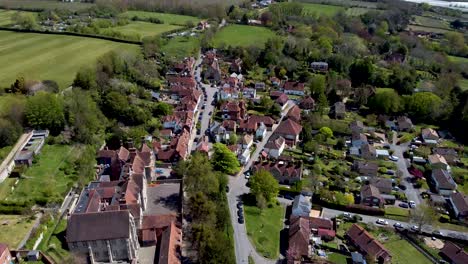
[238,148,250,165]
[241,134,254,149]
[256,122,267,139]
[264,136,286,159]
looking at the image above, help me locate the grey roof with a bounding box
[66,210,131,242]
[292,195,311,216]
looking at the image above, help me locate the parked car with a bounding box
[386,170,395,175]
[410,225,419,232]
[383,144,391,149]
[237,202,243,209]
[393,222,403,229]
[432,230,443,236]
[244,172,250,179]
[398,184,407,190]
[343,212,352,219]
[389,155,399,161]
[409,201,416,208]
[284,194,294,200]
[237,210,243,217]
[399,203,409,208]
[208,111,212,115]
[225,185,230,193]
[238,216,244,224]
[376,219,388,225]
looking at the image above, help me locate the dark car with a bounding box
[399,203,409,208]
[284,194,294,200]
[237,210,243,217]
[236,202,243,209]
[225,185,230,193]
[238,217,244,224]
[398,184,407,190]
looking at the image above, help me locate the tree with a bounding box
[228,134,238,145]
[73,66,96,90]
[349,58,374,87]
[317,91,328,115]
[404,92,442,122]
[368,89,402,114]
[0,118,22,147]
[153,102,173,117]
[185,153,219,195]
[249,169,279,203]
[25,92,65,134]
[12,12,37,30]
[241,13,249,25]
[319,127,333,138]
[10,76,26,94]
[211,143,240,175]
[409,204,437,232]
[308,74,326,96]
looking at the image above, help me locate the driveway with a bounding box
[227,103,295,264]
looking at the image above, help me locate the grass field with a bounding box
[2,144,77,203]
[212,25,276,48]
[448,55,468,64]
[413,15,450,29]
[0,9,37,26]
[385,206,410,222]
[101,21,182,39]
[407,24,452,34]
[0,0,92,11]
[327,252,349,264]
[0,214,36,248]
[302,3,345,17]
[244,203,284,259]
[0,30,139,89]
[385,236,431,264]
[123,11,200,26]
[459,78,468,91]
[345,7,371,16]
[162,35,200,59]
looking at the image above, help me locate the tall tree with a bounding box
[25,92,65,134]
[409,204,437,232]
[249,169,279,203]
[211,143,240,175]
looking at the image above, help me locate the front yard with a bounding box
[244,202,284,259]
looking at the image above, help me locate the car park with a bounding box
[376,219,388,225]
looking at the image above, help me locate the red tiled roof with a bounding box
[276,93,289,105]
[275,119,302,136]
[299,96,315,109]
[318,228,336,238]
[118,146,130,162]
[288,216,310,257]
[287,105,301,122]
[440,241,468,264]
[159,222,182,264]
[167,76,195,88]
[310,217,333,230]
[346,224,391,261]
[265,136,285,150]
[283,81,305,91]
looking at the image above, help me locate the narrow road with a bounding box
[227,102,295,264]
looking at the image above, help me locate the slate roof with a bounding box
[450,192,468,215]
[288,216,310,257]
[440,241,468,264]
[361,184,381,198]
[432,169,456,190]
[369,178,392,194]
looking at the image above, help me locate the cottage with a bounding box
[252,161,302,184]
[310,61,328,72]
[428,154,450,170]
[360,184,383,207]
[299,96,315,111]
[287,105,302,122]
[397,116,413,131]
[288,216,311,262]
[440,241,468,264]
[274,119,303,146]
[292,195,312,217]
[283,81,305,96]
[448,192,468,222]
[433,148,460,165]
[275,93,289,110]
[346,224,392,263]
[332,102,346,119]
[264,135,286,159]
[430,169,457,196]
[220,101,247,121]
[353,161,379,177]
[369,178,392,194]
[352,132,368,148]
[421,128,439,144]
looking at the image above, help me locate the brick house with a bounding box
[360,184,383,207]
[346,224,392,263]
[274,119,303,146]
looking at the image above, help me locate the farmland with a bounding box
[412,15,450,30]
[100,21,182,40]
[162,36,201,59]
[123,11,200,26]
[212,25,276,48]
[302,3,345,17]
[407,24,453,34]
[0,9,37,26]
[0,31,139,88]
[0,0,92,11]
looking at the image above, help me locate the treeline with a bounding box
[175,153,235,264]
[125,0,226,19]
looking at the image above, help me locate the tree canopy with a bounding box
[25,92,65,134]
[211,143,240,175]
[249,169,279,203]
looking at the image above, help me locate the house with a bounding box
[255,82,266,90]
[0,243,12,264]
[274,119,303,146]
[433,148,460,165]
[429,194,447,208]
[353,161,378,177]
[360,184,383,207]
[283,81,305,96]
[428,154,450,170]
[241,134,254,149]
[264,135,286,159]
[157,222,182,264]
[210,122,231,143]
[220,101,247,121]
[67,210,140,262]
[430,169,457,196]
[448,192,468,221]
[288,216,311,262]
[270,77,281,87]
[222,120,237,133]
[230,58,243,73]
[369,178,392,194]
[310,61,328,72]
[346,224,392,263]
[421,128,439,144]
[288,218,311,262]
[256,122,267,139]
[239,115,276,133]
[242,87,257,99]
[360,144,376,160]
[440,241,468,264]
[203,51,221,82]
[299,96,315,111]
[252,161,302,185]
[287,105,302,122]
[397,116,413,131]
[238,148,251,165]
[292,195,312,217]
[309,217,335,239]
[275,93,289,110]
[219,87,240,100]
[332,102,346,119]
[350,120,365,133]
[352,132,368,148]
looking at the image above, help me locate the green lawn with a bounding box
[123,11,200,26]
[0,30,139,89]
[327,252,349,264]
[412,16,450,29]
[0,9,37,26]
[385,237,431,264]
[385,206,409,221]
[101,21,182,39]
[0,145,13,162]
[345,7,371,16]
[244,203,284,259]
[0,0,93,11]
[212,25,276,48]
[302,3,345,17]
[448,55,468,64]
[407,25,452,34]
[458,78,468,91]
[0,214,36,248]
[162,35,200,59]
[3,144,78,203]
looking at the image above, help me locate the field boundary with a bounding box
[0,27,142,44]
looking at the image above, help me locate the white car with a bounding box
[411,225,419,231]
[244,172,250,179]
[409,201,416,208]
[376,219,388,225]
[389,155,399,161]
[393,222,403,229]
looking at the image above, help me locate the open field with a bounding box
[385,236,431,264]
[0,9,37,26]
[244,202,284,259]
[0,30,139,89]
[123,11,200,26]
[448,55,468,64]
[407,24,453,34]
[101,21,182,39]
[1,144,78,203]
[302,3,345,16]
[346,7,371,16]
[212,25,276,48]
[0,0,92,11]
[162,35,200,59]
[459,78,468,91]
[0,214,36,248]
[412,15,450,29]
